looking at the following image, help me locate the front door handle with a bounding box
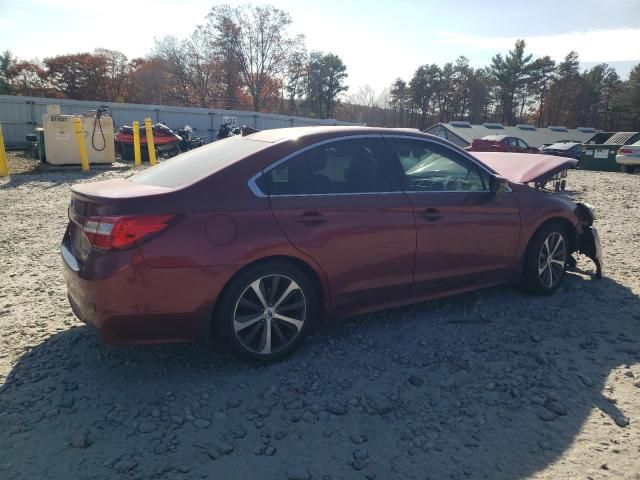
[417,208,442,222]
[293,211,327,225]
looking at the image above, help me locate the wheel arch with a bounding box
[530,217,578,253]
[516,216,577,284]
[209,254,329,341]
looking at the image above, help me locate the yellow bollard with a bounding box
[132,121,141,166]
[73,118,90,172]
[0,125,9,177]
[143,117,157,166]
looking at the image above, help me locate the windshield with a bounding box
[129,137,271,188]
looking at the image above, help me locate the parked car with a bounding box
[616,140,640,173]
[61,127,602,362]
[466,135,539,153]
[540,142,582,160]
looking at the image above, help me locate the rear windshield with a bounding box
[129,137,271,188]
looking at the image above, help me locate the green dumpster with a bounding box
[579,131,640,172]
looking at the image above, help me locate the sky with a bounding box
[1,0,639,95]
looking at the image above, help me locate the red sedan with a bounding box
[466,135,539,153]
[61,127,601,361]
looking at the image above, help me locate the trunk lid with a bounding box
[470,152,578,184]
[70,178,171,200]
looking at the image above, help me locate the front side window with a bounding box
[259,138,394,195]
[385,138,487,192]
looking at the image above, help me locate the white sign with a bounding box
[55,133,69,141]
[594,148,610,159]
[222,116,237,125]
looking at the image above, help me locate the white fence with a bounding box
[0,95,353,148]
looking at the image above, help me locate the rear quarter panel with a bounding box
[136,142,334,307]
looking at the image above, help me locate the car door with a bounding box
[260,136,416,307]
[383,136,521,288]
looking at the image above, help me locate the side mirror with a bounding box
[489,175,509,201]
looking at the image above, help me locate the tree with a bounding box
[620,63,640,128]
[206,4,300,112]
[302,52,348,118]
[322,53,348,118]
[0,50,17,94]
[284,48,308,114]
[527,56,556,126]
[545,51,581,125]
[44,52,110,100]
[410,64,438,128]
[468,68,493,124]
[389,78,410,126]
[490,39,533,125]
[8,61,47,96]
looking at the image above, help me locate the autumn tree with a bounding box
[206,4,301,112]
[44,52,110,100]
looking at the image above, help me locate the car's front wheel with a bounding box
[522,223,569,295]
[215,261,317,362]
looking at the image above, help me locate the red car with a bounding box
[61,127,602,361]
[467,135,539,153]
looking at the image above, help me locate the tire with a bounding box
[521,223,569,295]
[214,261,318,362]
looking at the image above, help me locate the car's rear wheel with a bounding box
[215,261,317,362]
[522,223,569,295]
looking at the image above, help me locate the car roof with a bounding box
[244,126,427,143]
[480,135,508,141]
[544,142,580,150]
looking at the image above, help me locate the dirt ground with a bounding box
[0,163,639,480]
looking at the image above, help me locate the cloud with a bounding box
[434,28,640,63]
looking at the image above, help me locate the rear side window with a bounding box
[261,138,394,195]
[130,137,270,188]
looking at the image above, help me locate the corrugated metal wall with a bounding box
[0,95,353,148]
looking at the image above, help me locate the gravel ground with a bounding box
[0,166,639,480]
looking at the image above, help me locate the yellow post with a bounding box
[73,118,90,172]
[143,117,157,166]
[0,125,9,177]
[132,121,141,166]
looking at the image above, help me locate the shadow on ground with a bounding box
[1,273,638,479]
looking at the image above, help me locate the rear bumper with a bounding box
[61,242,236,344]
[616,156,640,166]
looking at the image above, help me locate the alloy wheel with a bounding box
[233,275,307,355]
[537,232,567,289]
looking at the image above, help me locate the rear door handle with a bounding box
[293,212,327,225]
[417,208,442,222]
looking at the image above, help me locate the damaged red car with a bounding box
[61,127,602,361]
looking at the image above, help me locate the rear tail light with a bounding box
[619,148,633,155]
[83,214,176,250]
